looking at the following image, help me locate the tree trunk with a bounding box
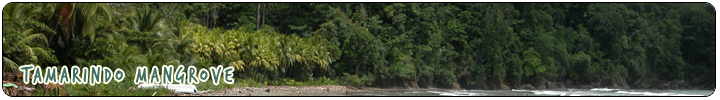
[212,3,217,28]
[256,3,261,30]
[262,3,266,29]
[263,69,268,82]
[355,63,359,74]
[208,3,216,28]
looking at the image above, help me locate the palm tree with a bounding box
[2,3,58,72]
[53,3,114,43]
[132,5,164,33]
[2,29,57,72]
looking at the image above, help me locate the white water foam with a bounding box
[511,89,531,91]
[360,94,388,96]
[531,90,593,96]
[531,90,573,96]
[616,91,671,96]
[672,94,705,96]
[590,88,621,91]
[615,91,705,96]
[615,91,631,94]
[403,91,426,94]
[427,90,482,96]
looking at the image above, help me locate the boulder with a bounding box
[673,80,688,89]
[537,83,547,90]
[559,84,567,90]
[659,80,689,89]
[499,84,511,90]
[451,83,462,89]
[520,84,536,90]
[660,81,672,88]
[547,81,559,89]
[565,80,572,85]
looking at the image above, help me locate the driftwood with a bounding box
[3,72,69,96]
[3,73,23,82]
[3,85,34,96]
[38,83,69,96]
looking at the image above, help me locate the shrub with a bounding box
[340,73,363,86]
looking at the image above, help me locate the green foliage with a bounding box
[2,3,715,95]
[337,73,374,87]
[523,47,542,77]
[3,3,59,72]
[308,77,340,85]
[340,73,362,86]
[264,77,338,86]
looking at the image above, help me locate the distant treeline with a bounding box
[3,3,714,90]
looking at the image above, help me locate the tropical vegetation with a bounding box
[1,3,715,96]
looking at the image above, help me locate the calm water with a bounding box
[349,88,714,96]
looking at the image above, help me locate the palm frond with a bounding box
[31,47,57,63]
[2,38,6,48]
[82,20,97,42]
[41,3,58,21]
[135,5,164,32]
[3,3,24,20]
[126,54,148,66]
[166,60,181,65]
[75,58,88,67]
[69,3,115,43]
[20,29,33,36]
[24,4,43,21]
[23,45,38,62]
[26,20,56,34]
[79,3,98,17]
[19,33,49,46]
[3,57,20,72]
[97,3,113,23]
[230,60,245,71]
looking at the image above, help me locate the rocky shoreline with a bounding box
[165,79,707,96]
[166,83,710,96]
[172,85,360,96]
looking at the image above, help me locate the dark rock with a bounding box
[547,81,559,90]
[659,79,689,89]
[641,85,650,89]
[499,84,511,90]
[537,82,547,90]
[559,84,567,90]
[633,79,643,86]
[660,81,673,88]
[565,80,572,85]
[535,84,547,90]
[578,85,592,89]
[674,80,688,89]
[452,83,462,89]
[520,84,536,90]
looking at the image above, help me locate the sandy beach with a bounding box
[172,85,360,96]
